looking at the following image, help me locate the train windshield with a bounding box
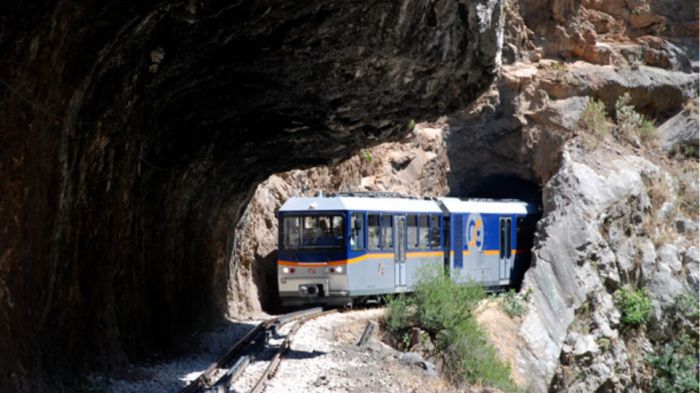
[282,215,345,250]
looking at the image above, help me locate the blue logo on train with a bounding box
[466,213,484,252]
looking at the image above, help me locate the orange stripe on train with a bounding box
[278,249,528,266]
[278,251,441,267]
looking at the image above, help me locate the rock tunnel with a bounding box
[0,0,505,390]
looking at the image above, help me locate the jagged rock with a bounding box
[527,96,589,131]
[675,216,699,234]
[639,238,658,282]
[399,352,438,376]
[684,247,700,292]
[515,151,676,392]
[659,100,700,153]
[647,262,687,330]
[563,63,697,117]
[657,201,677,221]
[573,334,600,358]
[657,244,682,273]
[638,37,694,72]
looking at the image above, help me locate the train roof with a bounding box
[438,197,537,214]
[279,196,443,213]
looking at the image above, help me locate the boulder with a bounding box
[399,352,438,377]
[659,100,699,153]
[657,244,682,273]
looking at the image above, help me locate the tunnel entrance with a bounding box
[460,174,542,205]
[444,116,548,292]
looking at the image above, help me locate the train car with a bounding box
[277,193,444,306]
[438,197,539,290]
[277,193,538,306]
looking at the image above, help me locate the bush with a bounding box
[683,144,698,159]
[647,333,699,393]
[407,119,416,131]
[578,98,608,136]
[615,93,657,144]
[411,269,484,333]
[640,119,658,142]
[360,149,373,164]
[674,293,700,320]
[614,287,652,326]
[500,289,528,318]
[385,294,413,335]
[385,267,518,391]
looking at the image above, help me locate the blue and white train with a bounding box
[277,192,539,306]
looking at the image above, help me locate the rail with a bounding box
[179,307,334,393]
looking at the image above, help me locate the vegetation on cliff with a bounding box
[384,269,518,392]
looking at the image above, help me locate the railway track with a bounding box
[179,307,337,393]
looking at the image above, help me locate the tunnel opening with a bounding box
[461,174,542,205]
[444,117,550,292]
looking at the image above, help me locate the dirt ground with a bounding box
[264,308,455,393]
[95,308,460,393]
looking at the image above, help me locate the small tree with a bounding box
[615,93,658,144]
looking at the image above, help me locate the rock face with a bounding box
[0,1,504,391]
[659,99,699,153]
[481,1,700,391]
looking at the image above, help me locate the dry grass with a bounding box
[475,299,527,388]
[642,174,671,213]
[675,160,699,220]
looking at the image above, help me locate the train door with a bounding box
[394,215,407,288]
[499,217,513,281]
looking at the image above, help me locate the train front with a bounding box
[277,198,350,306]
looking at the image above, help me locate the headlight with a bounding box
[282,267,290,274]
[334,266,343,273]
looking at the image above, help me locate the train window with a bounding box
[429,215,441,248]
[350,213,365,251]
[407,214,419,249]
[297,215,344,249]
[368,214,380,250]
[499,218,506,259]
[381,215,393,249]
[283,216,301,249]
[332,216,343,238]
[418,215,429,249]
[506,218,512,257]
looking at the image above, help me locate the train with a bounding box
[277,192,539,306]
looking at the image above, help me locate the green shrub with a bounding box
[440,317,515,389]
[385,268,518,391]
[683,144,698,159]
[640,119,658,142]
[614,287,652,326]
[615,93,658,144]
[360,149,373,164]
[412,269,484,333]
[647,333,699,393]
[500,289,528,318]
[408,119,416,131]
[674,293,700,321]
[385,294,413,335]
[578,98,608,136]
